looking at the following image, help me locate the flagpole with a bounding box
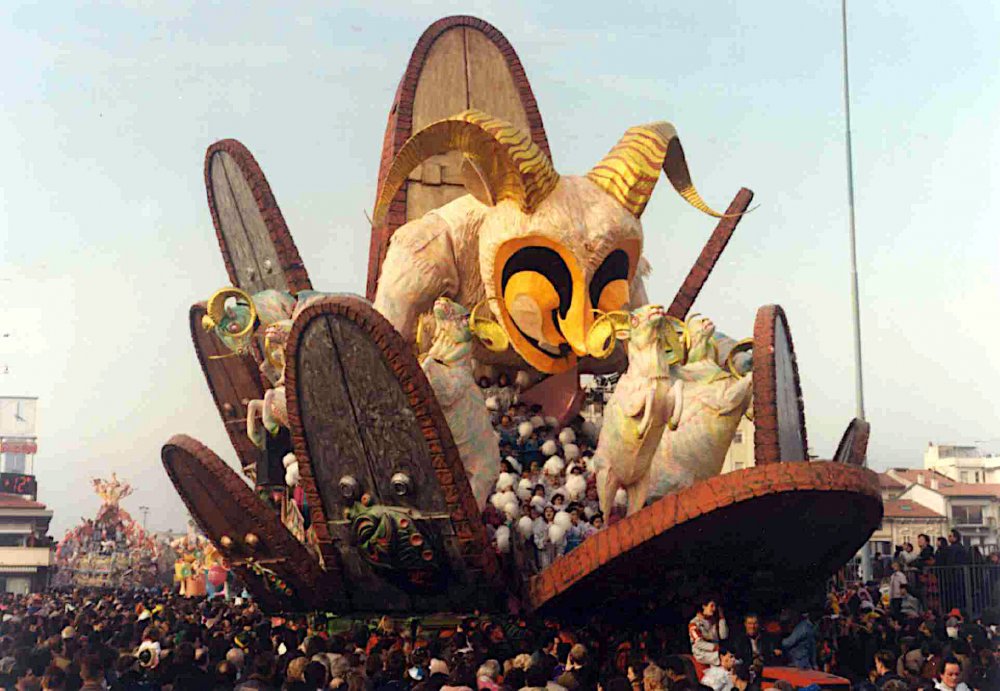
[841,0,870,582]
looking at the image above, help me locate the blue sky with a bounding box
[1,1,998,536]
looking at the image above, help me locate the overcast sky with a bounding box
[2,1,998,537]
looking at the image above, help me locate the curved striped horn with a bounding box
[372,110,559,225]
[587,122,730,218]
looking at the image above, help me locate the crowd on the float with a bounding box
[476,382,621,572]
[0,583,996,691]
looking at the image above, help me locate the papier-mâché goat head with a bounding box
[373,109,729,374]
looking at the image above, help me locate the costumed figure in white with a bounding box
[649,315,754,498]
[593,305,684,517]
[420,297,500,510]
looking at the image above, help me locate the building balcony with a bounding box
[0,547,53,568]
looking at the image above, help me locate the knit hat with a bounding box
[496,472,516,492]
[543,456,565,475]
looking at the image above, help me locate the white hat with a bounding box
[517,515,534,538]
[615,488,628,507]
[543,456,565,475]
[518,421,534,439]
[485,396,500,411]
[530,496,547,511]
[496,472,515,492]
[494,490,516,511]
[495,525,511,553]
[541,440,558,457]
[545,416,559,428]
[504,456,522,473]
[565,474,587,500]
[502,500,520,520]
[554,511,572,530]
[530,415,545,429]
[548,523,566,545]
[563,443,580,461]
[559,428,576,445]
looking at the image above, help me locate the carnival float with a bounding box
[170,520,231,598]
[161,16,882,618]
[55,474,160,589]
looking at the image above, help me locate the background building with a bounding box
[0,396,53,592]
[720,417,755,474]
[887,468,1000,550]
[924,442,1000,484]
[867,498,947,558]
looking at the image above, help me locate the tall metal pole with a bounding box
[842,0,871,582]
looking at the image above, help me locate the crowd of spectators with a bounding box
[0,584,995,691]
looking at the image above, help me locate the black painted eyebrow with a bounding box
[501,247,573,319]
[589,249,630,310]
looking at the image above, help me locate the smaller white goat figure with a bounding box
[420,297,500,510]
[648,315,754,498]
[594,305,684,517]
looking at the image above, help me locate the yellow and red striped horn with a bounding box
[372,110,559,225]
[587,122,728,218]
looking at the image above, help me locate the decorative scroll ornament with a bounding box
[202,287,258,357]
[348,495,439,588]
[587,122,733,219]
[373,110,559,224]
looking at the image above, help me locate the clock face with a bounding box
[1,398,36,437]
[0,473,36,496]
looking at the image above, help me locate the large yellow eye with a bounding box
[596,279,630,314]
[503,272,562,348]
[590,250,632,314]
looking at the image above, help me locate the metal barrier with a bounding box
[919,564,1000,617]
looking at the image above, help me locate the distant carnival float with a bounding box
[170,521,231,598]
[55,474,160,589]
[161,15,881,618]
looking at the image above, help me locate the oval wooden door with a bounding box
[161,434,338,612]
[833,418,870,466]
[367,16,550,299]
[752,304,809,463]
[284,295,503,614]
[204,139,312,295]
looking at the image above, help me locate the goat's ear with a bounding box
[460,156,496,207]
